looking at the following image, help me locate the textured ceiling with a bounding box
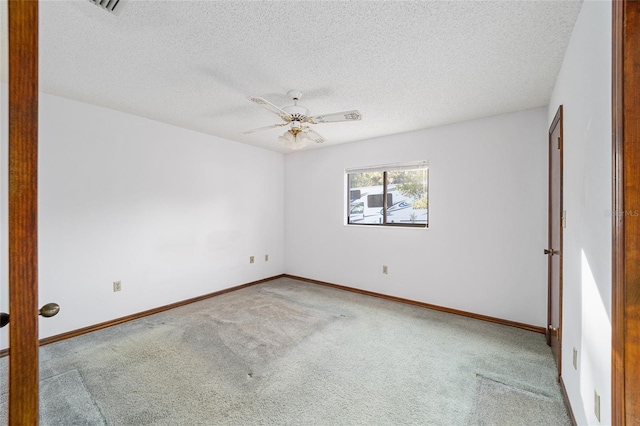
[1,0,583,153]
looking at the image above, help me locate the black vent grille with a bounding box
[89,0,125,14]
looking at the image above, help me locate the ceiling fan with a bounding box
[243,90,362,150]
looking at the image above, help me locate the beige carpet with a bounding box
[468,375,570,425]
[1,277,569,425]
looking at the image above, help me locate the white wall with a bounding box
[0,90,285,350]
[548,1,612,424]
[284,108,548,327]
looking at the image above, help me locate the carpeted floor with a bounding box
[0,277,570,425]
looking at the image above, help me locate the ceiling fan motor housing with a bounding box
[283,105,310,120]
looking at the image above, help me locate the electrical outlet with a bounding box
[113,281,121,292]
[594,390,601,422]
[573,347,578,370]
[250,256,255,264]
[265,254,269,261]
[382,265,388,274]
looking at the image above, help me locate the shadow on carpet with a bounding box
[0,369,105,425]
[468,375,570,426]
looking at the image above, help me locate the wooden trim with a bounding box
[0,275,285,358]
[558,105,565,375]
[550,104,563,133]
[612,1,625,424]
[284,274,546,334]
[547,106,564,347]
[612,1,640,424]
[8,0,40,424]
[559,377,577,426]
[547,105,564,376]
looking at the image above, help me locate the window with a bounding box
[346,162,428,227]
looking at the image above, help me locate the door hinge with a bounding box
[557,136,562,150]
[562,210,567,228]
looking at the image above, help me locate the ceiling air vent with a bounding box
[88,0,127,15]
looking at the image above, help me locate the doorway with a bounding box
[547,105,563,374]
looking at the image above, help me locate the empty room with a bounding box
[2,0,639,424]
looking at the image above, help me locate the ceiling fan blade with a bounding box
[247,96,291,120]
[308,110,362,124]
[242,122,289,134]
[305,129,326,144]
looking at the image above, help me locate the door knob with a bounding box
[548,324,559,332]
[0,303,60,328]
[0,312,9,328]
[39,303,60,318]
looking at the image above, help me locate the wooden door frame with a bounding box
[546,105,564,376]
[547,105,563,375]
[8,0,40,424]
[612,1,640,424]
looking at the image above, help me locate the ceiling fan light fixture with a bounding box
[279,130,308,150]
[298,131,312,143]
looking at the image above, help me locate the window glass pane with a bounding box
[348,172,384,224]
[347,166,427,227]
[367,194,383,208]
[387,169,428,225]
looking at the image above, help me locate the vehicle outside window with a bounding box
[347,164,428,227]
[349,202,365,223]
